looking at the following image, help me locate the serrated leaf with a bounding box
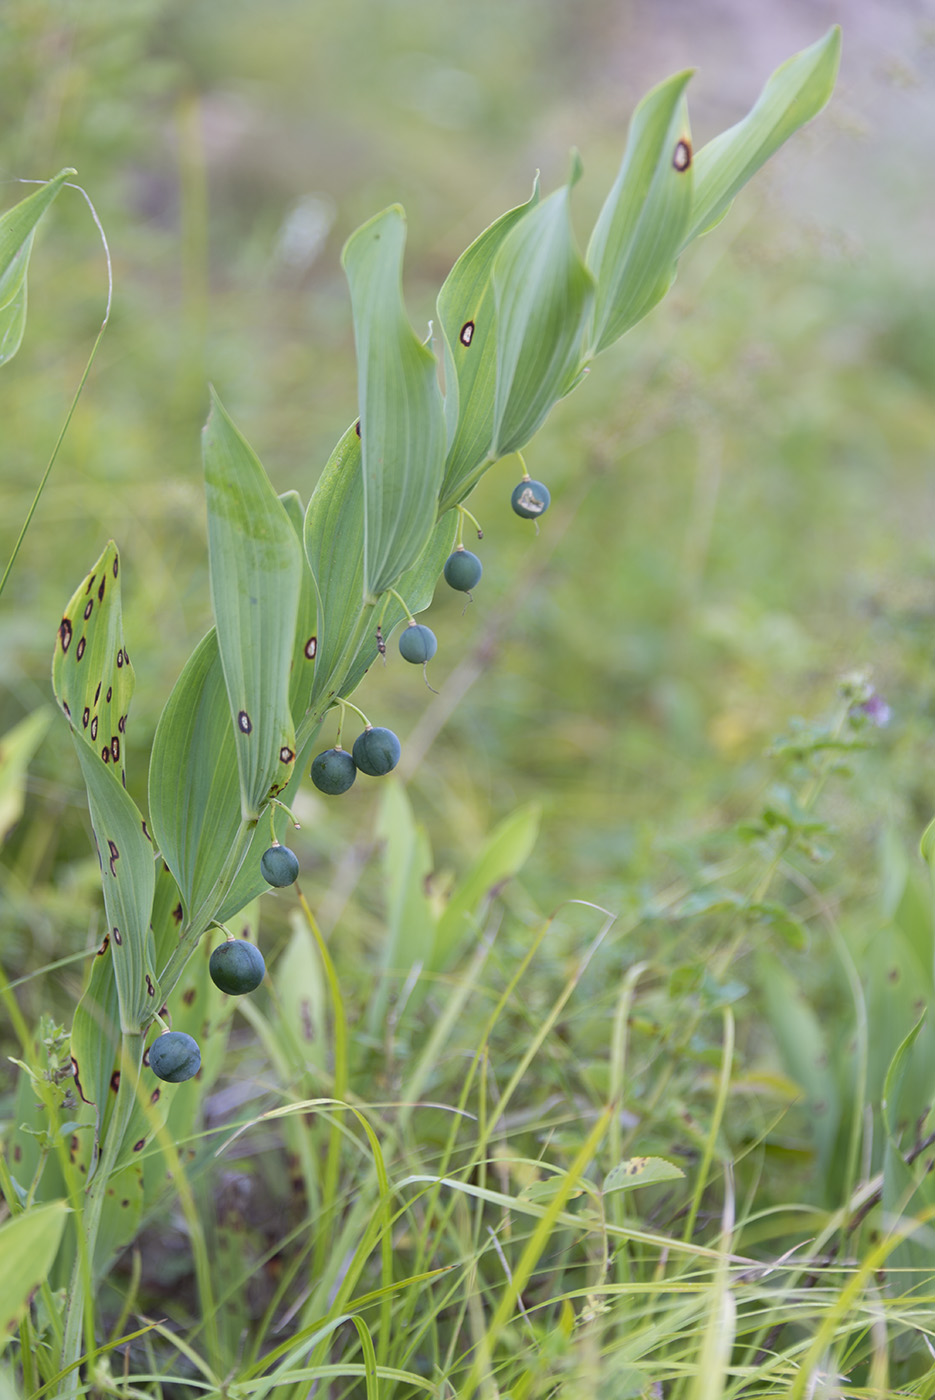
[435,179,539,511]
[433,803,540,968]
[0,707,52,842]
[603,1156,684,1194]
[203,389,301,820]
[682,27,841,247]
[342,206,446,602]
[0,168,73,367]
[587,71,693,353]
[490,161,594,458]
[0,1201,69,1354]
[53,543,158,1033]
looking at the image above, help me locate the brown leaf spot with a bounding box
[97,934,110,956]
[172,902,183,925]
[76,637,86,662]
[118,714,127,732]
[83,599,93,621]
[133,1139,146,1153]
[59,618,73,652]
[108,840,120,876]
[106,685,112,703]
[279,746,295,764]
[98,576,106,602]
[110,1071,121,1093]
[102,746,110,763]
[90,715,98,740]
[111,736,120,762]
[113,926,123,945]
[82,707,90,729]
[93,682,101,704]
[672,138,692,171]
[182,988,196,1006]
[151,1088,161,1104]
[459,319,475,346]
[238,710,253,734]
[304,635,317,659]
[113,555,119,577]
[71,1056,92,1105]
[145,974,155,996]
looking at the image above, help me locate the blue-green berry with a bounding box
[149,1031,201,1083]
[444,548,483,592]
[260,843,300,887]
[209,939,266,995]
[352,725,401,777]
[511,478,551,519]
[311,746,357,795]
[398,622,437,665]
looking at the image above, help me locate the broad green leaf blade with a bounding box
[203,389,302,819]
[51,541,134,789]
[342,206,446,602]
[74,743,159,1032]
[0,706,52,842]
[587,72,693,353]
[70,931,122,1160]
[682,27,841,247]
[432,803,540,968]
[52,543,158,1033]
[149,628,246,929]
[603,1156,685,1194]
[0,168,73,367]
[0,1201,69,1354]
[302,422,456,723]
[435,180,539,511]
[280,490,320,725]
[0,283,28,367]
[491,161,595,458]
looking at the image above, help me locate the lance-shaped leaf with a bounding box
[70,930,122,1159]
[280,490,320,725]
[149,628,246,930]
[342,206,446,603]
[435,180,539,511]
[0,1202,70,1355]
[0,707,52,842]
[0,167,73,366]
[53,542,158,1034]
[682,26,841,247]
[303,421,455,721]
[490,158,594,459]
[587,72,693,354]
[203,389,302,819]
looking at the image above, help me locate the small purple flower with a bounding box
[854,693,891,727]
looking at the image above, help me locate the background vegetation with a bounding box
[2,1,935,1395]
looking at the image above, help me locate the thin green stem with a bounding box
[0,181,112,602]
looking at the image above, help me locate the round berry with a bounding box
[511,478,551,519]
[398,623,437,665]
[444,548,483,592]
[149,1031,201,1084]
[209,939,266,995]
[311,746,357,795]
[260,843,300,887]
[352,725,401,777]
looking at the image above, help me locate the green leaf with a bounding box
[203,389,302,820]
[0,1201,69,1355]
[0,707,52,842]
[279,490,320,726]
[342,206,446,603]
[490,157,594,459]
[587,71,693,353]
[69,931,122,1161]
[432,802,540,968]
[435,179,539,511]
[0,168,73,367]
[149,628,247,930]
[682,27,841,247]
[52,543,158,1034]
[603,1156,684,1194]
[303,422,455,722]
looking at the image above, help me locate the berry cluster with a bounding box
[151,475,549,1081]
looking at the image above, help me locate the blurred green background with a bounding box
[2,0,934,977]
